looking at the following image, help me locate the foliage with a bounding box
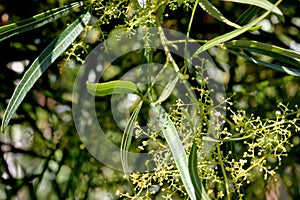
[0,0,300,199]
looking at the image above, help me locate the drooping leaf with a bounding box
[1,12,91,132]
[0,2,85,42]
[222,0,284,22]
[188,140,210,200]
[236,6,261,25]
[155,73,180,104]
[199,0,240,28]
[224,40,300,68]
[191,0,282,59]
[229,50,300,76]
[150,103,196,200]
[86,80,142,97]
[120,101,143,174]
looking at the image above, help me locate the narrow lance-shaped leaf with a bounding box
[86,80,142,97]
[120,101,143,174]
[1,12,91,132]
[150,103,196,200]
[188,140,210,200]
[224,40,300,68]
[229,50,300,76]
[235,6,261,26]
[155,73,179,104]
[199,0,240,28]
[191,0,282,59]
[0,1,85,42]
[222,0,284,22]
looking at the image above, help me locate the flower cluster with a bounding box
[117,82,299,199]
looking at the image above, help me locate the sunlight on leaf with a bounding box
[120,101,143,174]
[0,2,85,42]
[229,50,300,76]
[222,0,284,22]
[155,73,180,104]
[151,103,196,200]
[192,0,283,58]
[235,6,261,26]
[224,40,300,68]
[86,80,142,97]
[1,12,91,132]
[199,0,240,28]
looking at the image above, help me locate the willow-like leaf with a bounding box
[188,141,210,200]
[199,0,240,28]
[222,0,284,22]
[225,40,300,57]
[120,101,143,174]
[224,40,300,68]
[86,80,142,97]
[0,2,85,42]
[150,103,196,200]
[1,12,91,132]
[155,73,179,104]
[229,50,300,76]
[191,0,282,59]
[236,6,261,25]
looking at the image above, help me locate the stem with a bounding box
[184,0,199,74]
[216,143,231,200]
[168,39,208,44]
[158,26,180,72]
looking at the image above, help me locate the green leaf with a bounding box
[191,0,283,59]
[199,0,240,28]
[188,141,210,200]
[229,50,300,76]
[120,101,143,174]
[224,40,300,68]
[1,12,91,133]
[0,2,85,42]
[155,73,180,104]
[222,0,284,22]
[86,80,142,97]
[235,6,261,25]
[150,103,196,200]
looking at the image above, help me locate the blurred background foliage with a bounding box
[0,0,299,199]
